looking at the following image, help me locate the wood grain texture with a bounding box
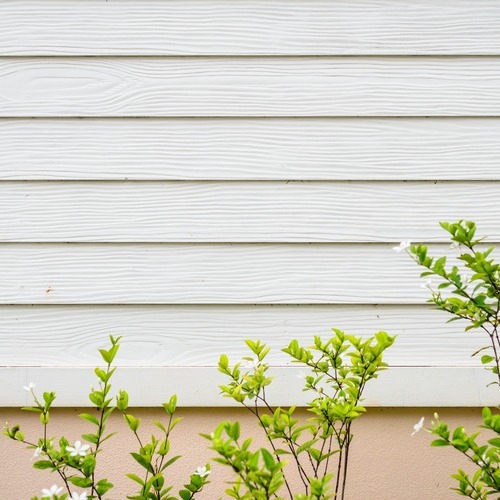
[0,304,482,367]
[2,58,500,117]
[2,181,499,242]
[1,0,499,55]
[0,243,455,304]
[4,118,500,180]
[2,366,496,407]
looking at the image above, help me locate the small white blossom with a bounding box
[23,382,36,392]
[66,440,90,457]
[194,466,211,478]
[32,447,42,460]
[420,279,434,289]
[41,484,63,498]
[478,453,490,468]
[393,241,411,253]
[71,492,88,500]
[241,358,259,369]
[411,417,425,436]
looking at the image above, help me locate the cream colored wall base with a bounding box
[1,407,481,500]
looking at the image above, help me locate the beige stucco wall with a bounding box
[1,406,482,499]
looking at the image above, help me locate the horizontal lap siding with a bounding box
[1,181,499,242]
[0,305,482,367]
[2,58,500,116]
[1,0,499,55]
[0,243,455,304]
[3,118,500,180]
[1,1,496,406]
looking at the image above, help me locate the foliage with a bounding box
[407,220,500,498]
[4,336,210,500]
[206,330,395,499]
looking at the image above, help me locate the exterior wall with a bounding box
[1,0,500,407]
[1,407,482,499]
[1,1,499,497]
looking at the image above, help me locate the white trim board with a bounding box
[3,367,497,408]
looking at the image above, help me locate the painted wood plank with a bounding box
[1,1,499,56]
[1,181,499,242]
[0,305,483,367]
[3,366,496,407]
[3,118,500,180]
[0,243,457,304]
[2,58,500,117]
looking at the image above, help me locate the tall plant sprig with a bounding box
[4,336,209,500]
[116,392,211,500]
[404,220,500,498]
[207,330,395,500]
[407,221,500,384]
[4,335,120,500]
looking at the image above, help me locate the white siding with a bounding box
[1,1,497,406]
[1,182,499,242]
[0,243,448,304]
[2,58,500,116]
[1,0,499,55]
[0,305,483,367]
[2,118,500,181]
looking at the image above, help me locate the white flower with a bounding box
[478,453,490,468]
[420,278,434,289]
[71,492,88,500]
[411,417,425,436]
[66,440,90,457]
[194,466,211,478]
[41,484,63,498]
[32,446,42,460]
[241,358,259,369]
[23,382,36,392]
[393,241,411,253]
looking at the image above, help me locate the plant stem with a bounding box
[90,361,113,500]
[340,424,352,500]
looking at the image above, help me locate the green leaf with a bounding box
[96,479,114,496]
[124,414,140,432]
[131,452,154,473]
[228,421,240,441]
[487,437,500,447]
[163,394,177,415]
[21,407,42,413]
[79,413,99,426]
[68,476,93,488]
[126,473,145,486]
[482,407,492,419]
[261,448,275,469]
[82,433,99,444]
[32,460,54,470]
[431,439,450,447]
[481,355,495,365]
